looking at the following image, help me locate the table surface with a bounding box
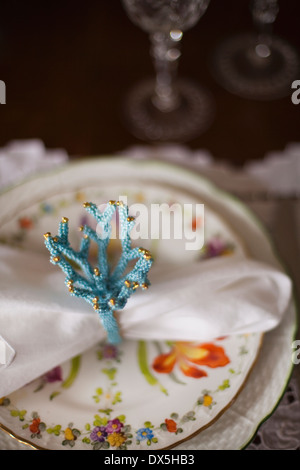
[0,0,300,165]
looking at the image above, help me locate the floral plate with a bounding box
[0,158,296,450]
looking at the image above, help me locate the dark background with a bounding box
[0,0,299,165]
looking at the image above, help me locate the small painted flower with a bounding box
[18,217,33,229]
[203,394,213,407]
[107,432,126,447]
[0,397,9,406]
[106,418,123,434]
[90,426,107,443]
[165,419,177,433]
[79,214,90,227]
[64,427,76,441]
[40,203,54,213]
[201,237,234,259]
[136,427,154,441]
[43,366,63,383]
[75,191,86,203]
[29,418,41,434]
[191,216,202,231]
[102,344,118,360]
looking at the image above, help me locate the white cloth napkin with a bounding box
[0,244,291,397]
[245,143,300,196]
[0,139,68,189]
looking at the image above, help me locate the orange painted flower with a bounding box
[165,419,177,433]
[29,417,41,434]
[191,216,202,231]
[18,217,33,229]
[152,342,230,378]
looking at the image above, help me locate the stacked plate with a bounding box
[0,158,296,450]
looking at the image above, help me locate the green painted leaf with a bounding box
[72,428,81,437]
[137,341,168,395]
[62,355,81,389]
[98,408,113,415]
[39,422,46,431]
[112,391,122,405]
[117,414,126,423]
[101,367,117,381]
[50,391,61,400]
[218,379,230,390]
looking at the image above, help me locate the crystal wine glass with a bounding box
[121,0,213,142]
[211,0,299,100]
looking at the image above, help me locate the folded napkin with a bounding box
[0,244,291,397]
[0,139,68,189]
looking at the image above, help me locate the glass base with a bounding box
[122,79,214,142]
[211,33,300,100]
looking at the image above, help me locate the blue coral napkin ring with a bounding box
[43,200,153,344]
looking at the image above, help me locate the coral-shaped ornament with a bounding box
[43,200,153,344]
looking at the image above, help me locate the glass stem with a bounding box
[251,0,279,55]
[150,31,182,112]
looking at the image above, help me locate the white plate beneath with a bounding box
[0,158,296,450]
